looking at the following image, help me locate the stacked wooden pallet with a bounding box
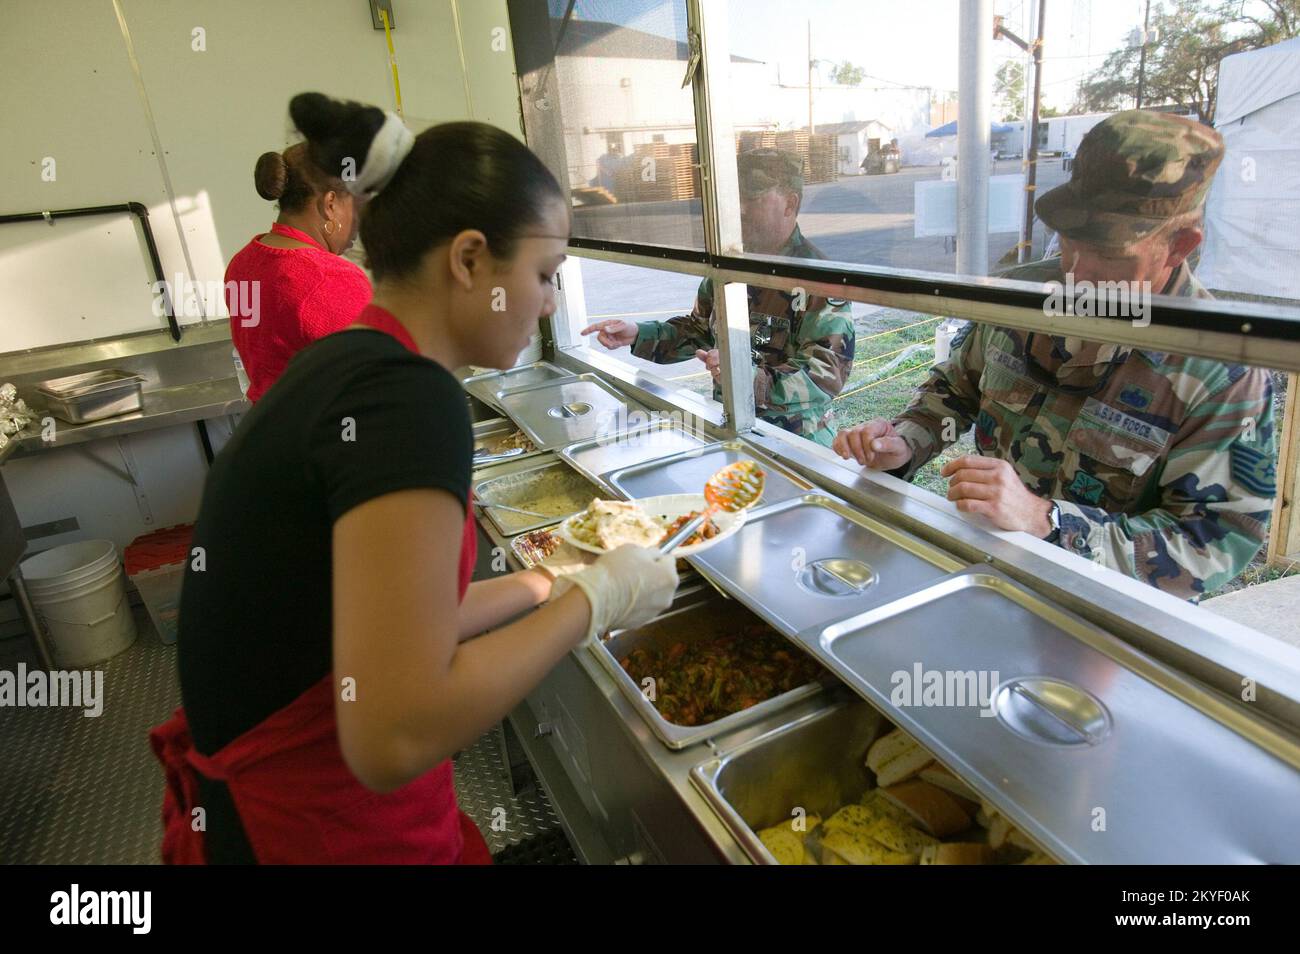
[613,142,700,203]
[807,133,839,184]
[736,130,778,152]
[734,130,839,185]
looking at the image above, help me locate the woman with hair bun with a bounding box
[225,141,372,401]
[151,93,678,865]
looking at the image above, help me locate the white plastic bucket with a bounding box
[21,540,138,667]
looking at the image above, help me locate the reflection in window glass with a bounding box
[720,0,1300,317]
[546,0,706,249]
[829,304,1286,602]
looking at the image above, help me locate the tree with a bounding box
[829,61,865,86]
[1074,0,1300,122]
[994,60,1025,120]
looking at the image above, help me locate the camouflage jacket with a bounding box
[630,227,855,447]
[891,258,1276,600]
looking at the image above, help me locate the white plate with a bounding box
[557,494,747,557]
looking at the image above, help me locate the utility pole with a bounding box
[958,0,992,276]
[1136,0,1151,109]
[995,0,1046,263]
[808,20,815,134]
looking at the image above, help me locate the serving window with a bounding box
[509,0,1300,568]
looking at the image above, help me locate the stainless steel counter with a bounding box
[0,323,248,458]
[4,377,246,457]
[472,352,1300,866]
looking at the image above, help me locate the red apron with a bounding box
[150,305,491,865]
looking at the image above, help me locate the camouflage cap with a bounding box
[737,148,804,198]
[1035,110,1224,248]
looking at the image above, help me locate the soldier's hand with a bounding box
[941,455,1053,535]
[579,319,638,349]
[833,419,913,471]
[694,349,721,382]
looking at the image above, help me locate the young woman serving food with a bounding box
[151,93,678,864]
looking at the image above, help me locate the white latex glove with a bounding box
[550,544,678,641]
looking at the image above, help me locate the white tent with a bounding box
[1198,37,1300,301]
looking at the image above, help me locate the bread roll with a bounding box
[919,843,995,865]
[919,764,981,804]
[866,729,934,786]
[879,780,973,838]
[865,728,915,771]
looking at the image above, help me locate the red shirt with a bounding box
[225,223,372,402]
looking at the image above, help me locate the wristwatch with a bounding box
[1045,501,1062,543]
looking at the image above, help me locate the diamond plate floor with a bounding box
[0,609,575,864]
[452,726,574,860]
[0,605,177,865]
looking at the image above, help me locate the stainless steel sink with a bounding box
[605,439,811,504]
[690,494,963,636]
[691,701,887,864]
[591,594,833,750]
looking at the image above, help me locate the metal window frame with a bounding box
[514,0,1300,392]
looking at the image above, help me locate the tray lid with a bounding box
[807,566,1300,864]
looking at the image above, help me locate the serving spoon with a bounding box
[658,459,766,555]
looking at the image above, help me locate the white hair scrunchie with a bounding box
[346,111,414,198]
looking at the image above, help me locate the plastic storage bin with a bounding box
[124,524,193,645]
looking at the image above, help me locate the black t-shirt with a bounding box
[178,329,472,757]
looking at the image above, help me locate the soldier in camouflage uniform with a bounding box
[580,148,855,447]
[834,111,1276,601]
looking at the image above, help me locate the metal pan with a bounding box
[35,369,145,423]
[591,595,833,750]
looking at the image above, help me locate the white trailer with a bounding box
[1198,37,1300,302]
[1036,112,1113,155]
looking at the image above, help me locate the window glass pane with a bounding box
[565,257,721,410]
[827,305,1287,601]
[719,0,1300,319]
[544,0,705,249]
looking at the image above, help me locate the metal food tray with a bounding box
[472,417,548,467]
[809,567,1300,865]
[497,374,644,450]
[590,594,832,750]
[604,439,812,505]
[689,494,963,637]
[559,419,711,495]
[690,701,886,864]
[471,458,601,536]
[35,369,145,424]
[462,361,571,412]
